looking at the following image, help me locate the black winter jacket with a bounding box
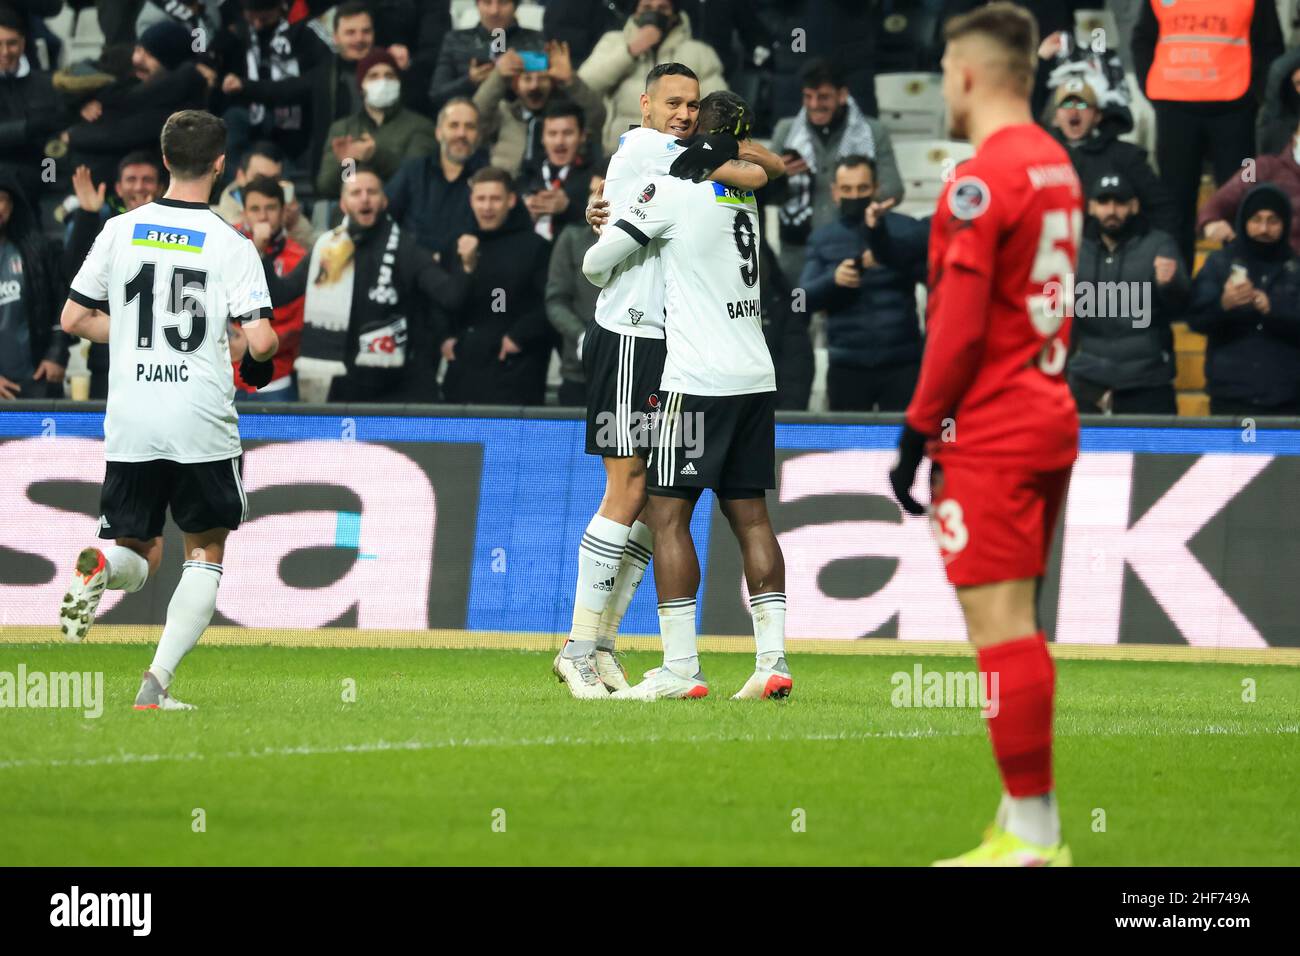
[1186,185,1300,408]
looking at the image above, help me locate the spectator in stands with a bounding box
[1187,183,1300,417]
[768,59,902,285]
[545,161,607,406]
[801,155,926,412]
[1046,78,1177,236]
[220,0,330,170]
[264,164,467,403]
[0,170,67,401]
[385,96,485,260]
[749,0,879,131]
[1038,26,1133,137]
[212,141,314,249]
[440,166,554,406]
[62,19,213,185]
[544,0,637,70]
[0,4,63,200]
[232,175,305,402]
[1132,0,1284,264]
[429,0,543,114]
[517,101,595,241]
[1257,48,1300,156]
[473,38,604,176]
[1198,121,1300,258]
[1069,171,1188,416]
[98,0,145,47]
[578,0,727,155]
[134,0,221,43]
[316,47,437,198]
[61,154,163,398]
[223,1,376,177]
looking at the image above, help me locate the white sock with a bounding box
[994,792,1011,831]
[1005,792,1060,847]
[570,513,630,642]
[658,598,698,678]
[103,545,148,592]
[749,591,786,668]
[597,520,652,651]
[149,561,221,689]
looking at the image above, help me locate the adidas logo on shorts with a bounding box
[679,462,698,477]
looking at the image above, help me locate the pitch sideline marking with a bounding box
[2,724,1296,773]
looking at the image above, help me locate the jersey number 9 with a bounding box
[733,210,759,289]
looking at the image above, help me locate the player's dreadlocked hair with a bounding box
[697,91,752,141]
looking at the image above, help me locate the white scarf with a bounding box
[247,20,303,131]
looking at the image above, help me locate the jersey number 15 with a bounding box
[124,262,209,353]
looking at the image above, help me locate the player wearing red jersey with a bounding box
[887,3,1082,866]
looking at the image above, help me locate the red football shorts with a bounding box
[927,458,1073,588]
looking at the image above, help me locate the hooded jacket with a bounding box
[439,211,555,406]
[0,169,68,378]
[1186,183,1300,408]
[1068,214,1187,390]
[1197,137,1300,257]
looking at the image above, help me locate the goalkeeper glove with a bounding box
[240,350,275,389]
[669,133,739,183]
[888,424,929,517]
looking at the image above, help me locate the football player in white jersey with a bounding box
[59,110,279,711]
[553,62,786,698]
[583,92,791,701]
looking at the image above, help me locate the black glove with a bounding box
[669,133,740,183]
[240,350,275,389]
[889,425,929,516]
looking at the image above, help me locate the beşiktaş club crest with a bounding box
[627,307,643,325]
[638,183,656,203]
[948,176,990,220]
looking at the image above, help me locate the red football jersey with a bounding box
[906,123,1083,469]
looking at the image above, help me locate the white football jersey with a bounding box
[611,175,775,396]
[69,198,273,463]
[592,127,684,339]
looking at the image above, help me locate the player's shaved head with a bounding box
[942,2,1038,95]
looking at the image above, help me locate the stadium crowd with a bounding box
[2,0,1299,415]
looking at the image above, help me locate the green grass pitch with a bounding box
[1,644,1296,866]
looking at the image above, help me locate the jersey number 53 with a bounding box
[1025,208,1081,376]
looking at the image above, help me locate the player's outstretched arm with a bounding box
[60,298,110,343]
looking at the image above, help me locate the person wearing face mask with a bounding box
[1187,182,1300,417]
[1068,172,1187,416]
[799,154,928,412]
[315,47,437,198]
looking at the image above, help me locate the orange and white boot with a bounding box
[59,547,109,643]
[731,656,793,700]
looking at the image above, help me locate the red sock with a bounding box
[976,632,1055,797]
